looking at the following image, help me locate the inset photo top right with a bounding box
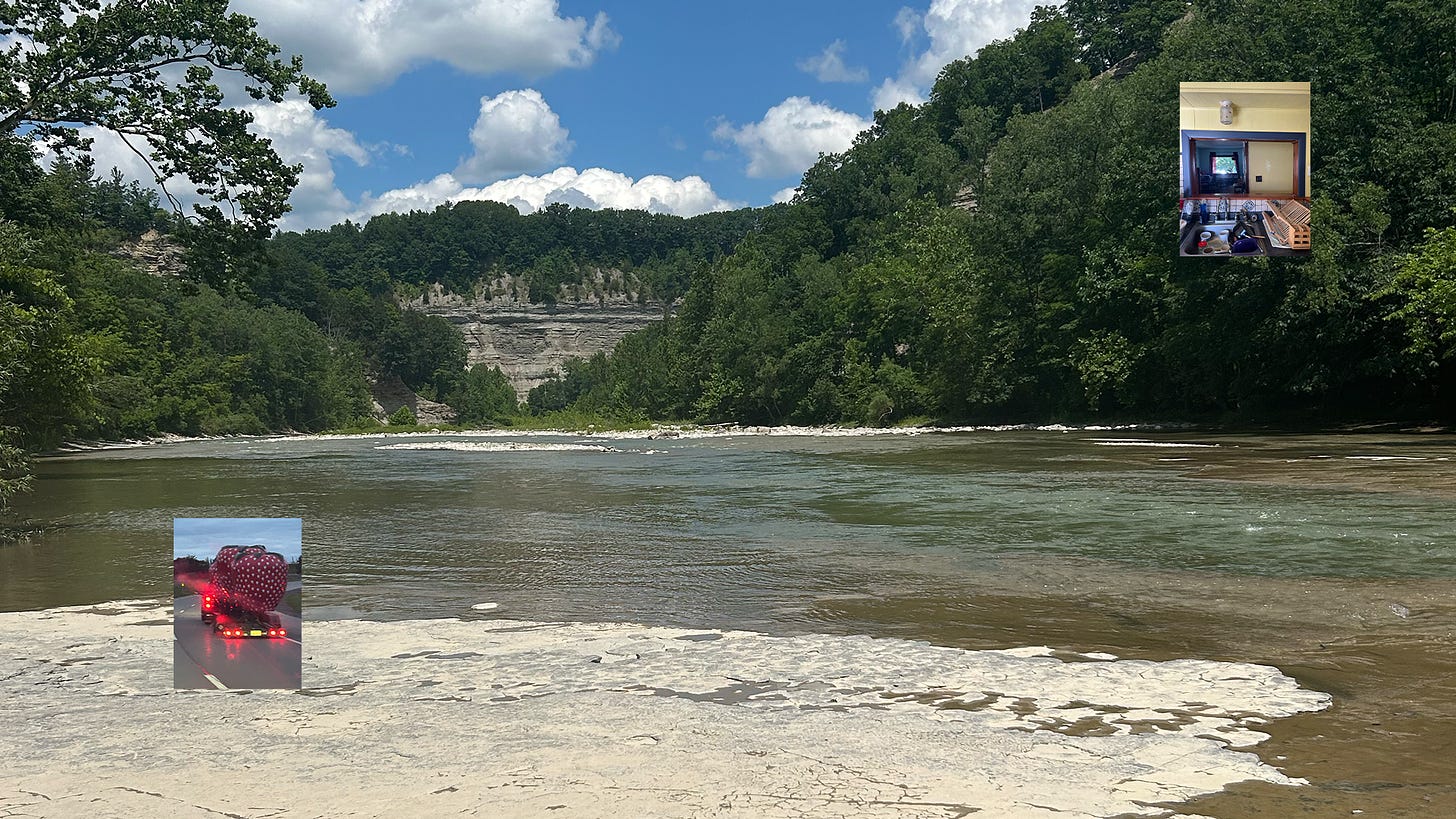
[1179,81,1311,257]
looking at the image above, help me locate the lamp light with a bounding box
[1219,100,1233,125]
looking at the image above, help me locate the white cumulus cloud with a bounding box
[874,0,1042,111]
[247,99,371,230]
[456,89,572,184]
[872,78,927,113]
[354,167,740,222]
[714,97,872,179]
[797,40,869,83]
[235,0,619,95]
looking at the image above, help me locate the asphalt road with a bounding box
[172,584,303,690]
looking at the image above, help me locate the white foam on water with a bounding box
[265,422,1185,444]
[376,441,624,453]
[1092,440,1221,448]
[1344,455,1426,461]
[2,601,1329,818]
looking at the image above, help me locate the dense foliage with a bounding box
[0,142,373,455]
[532,0,1456,425]
[261,201,757,303]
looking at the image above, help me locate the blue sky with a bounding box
[173,518,303,562]
[78,1,1046,230]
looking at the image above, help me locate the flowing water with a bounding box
[3,428,1454,816]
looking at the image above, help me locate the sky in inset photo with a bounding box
[173,518,303,561]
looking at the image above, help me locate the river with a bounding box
[2,427,1453,816]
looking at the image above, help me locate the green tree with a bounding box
[0,220,102,447]
[452,364,517,426]
[378,309,467,400]
[1064,0,1189,74]
[0,0,332,236]
[1381,223,1456,377]
[0,425,26,518]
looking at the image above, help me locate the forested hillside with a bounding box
[263,203,758,305]
[532,0,1456,425]
[0,143,374,447]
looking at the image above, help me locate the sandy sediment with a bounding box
[1,600,1328,818]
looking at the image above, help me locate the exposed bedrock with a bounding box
[1,600,1331,818]
[401,275,666,401]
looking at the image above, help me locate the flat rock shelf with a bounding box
[1,600,1329,818]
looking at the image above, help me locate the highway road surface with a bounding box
[173,583,303,689]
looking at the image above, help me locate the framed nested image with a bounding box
[173,518,303,690]
[1178,82,1311,256]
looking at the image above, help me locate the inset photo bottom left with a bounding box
[173,518,302,690]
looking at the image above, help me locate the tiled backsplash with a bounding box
[1181,198,1275,217]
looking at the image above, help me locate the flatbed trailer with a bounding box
[201,589,287,639]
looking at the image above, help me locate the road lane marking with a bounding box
[203,673,228,690]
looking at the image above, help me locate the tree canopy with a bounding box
[0,0,332,235]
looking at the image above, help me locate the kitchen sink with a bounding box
[1180,217,1267,256]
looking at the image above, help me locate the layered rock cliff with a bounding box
[401,270,666,401]
[112,229,188,277]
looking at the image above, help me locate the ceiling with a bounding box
[1179,82,1310,111]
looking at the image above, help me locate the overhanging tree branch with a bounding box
[0,0,334,239]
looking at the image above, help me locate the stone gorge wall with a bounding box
[401,271,666,401]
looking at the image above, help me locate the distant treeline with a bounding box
[0,143,376,448]
[0,140,761,457]
[264,202,758,304]
[528,0,1456,424]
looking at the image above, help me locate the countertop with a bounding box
[1179,212,1309,257]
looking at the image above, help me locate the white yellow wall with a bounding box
[1246,142,1297,195]
[1179,82,1311,196]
